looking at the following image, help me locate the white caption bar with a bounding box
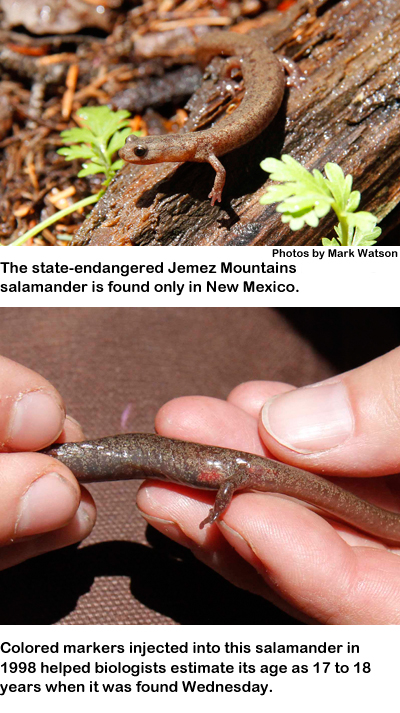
[1,246,398,307]
[0,625,396,713]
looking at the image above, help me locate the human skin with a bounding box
[0,355,96,571]
[137,347,400,624]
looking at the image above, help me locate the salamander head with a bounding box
[119,134,188,164]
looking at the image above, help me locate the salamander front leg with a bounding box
[207,153,226,206]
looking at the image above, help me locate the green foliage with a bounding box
[260,155,381,246]
[6,106,136,246]
[58,106,134,187]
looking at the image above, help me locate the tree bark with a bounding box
[73,0,400,246]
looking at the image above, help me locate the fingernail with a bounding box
[139,511,196,548]
[8,391,64,450]
[64,414,85,440]
[15,472,78,537]
[261,381,354,453]
[65,414,83,430]
[74,500,96,534]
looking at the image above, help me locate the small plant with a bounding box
[260,155,381,246]
[6,106,136,247]
[57,106,132,188]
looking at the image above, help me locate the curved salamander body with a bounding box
[43,433,400,543]
[119,32,286,205]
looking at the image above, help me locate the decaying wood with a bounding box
[73,0,400,246]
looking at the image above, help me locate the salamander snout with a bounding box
[119,134,153,163]
[119,134,185,165]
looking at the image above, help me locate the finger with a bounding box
[0,486,96,571]
[152,391,400,623]
[138,480,400,623]
[57,415,85,444]
[155,393,400,535]
[0,356,65,452]
[137,478,400,624]
[218,493,400,624]
[155,395,268,455]
[136,481,313,623]
[0,452,82,544]
[227,381,294,419]
[259,346,400,476]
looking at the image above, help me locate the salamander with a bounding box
[119,32,290,205]
[42,433,400,543]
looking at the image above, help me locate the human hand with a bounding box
[0,356,95,571]
[137,347,400,624]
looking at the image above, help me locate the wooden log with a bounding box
[73,0,400,246]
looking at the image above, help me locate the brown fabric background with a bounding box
[0,307,398,625]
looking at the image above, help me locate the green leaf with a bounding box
[57,145,95,161]
[322,237,340,246]
[346,211,378,231]
[78,162,106,177]
[260,155,334,205]
[324,162,345,184]
[107,127,134,156]
[77,106,129,135]
[276,194,329,212]
[352,225,381,246]
[263,155,325,194]
[343,174,353,205]
[259,184,297,204]
[311,168,330,194]
[260,157,282,174]
[304,211,320,227]
[346,190,361,213]
[58,105,135,187]
[59,127,96,145]
[76,107,108,136]
[259,153,381,248]
[76,107,131,149]
[111,159,124,171]
[324,162,347,208]
[314,201,331,218]
[8,106,136,247]
[280,213,307,230]
[334,224,344,243]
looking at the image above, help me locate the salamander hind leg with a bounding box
[199,460,254,528]
[199,480,236,529]
[207,153,226,206]
[223,56,242,80]
[278,56,305,89]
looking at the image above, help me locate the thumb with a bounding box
[259,346,400,477]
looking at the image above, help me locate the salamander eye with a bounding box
[134,146,148,158]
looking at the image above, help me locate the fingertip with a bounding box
[15,471,80,538]
[155,395,220,443]
[73,486,97,536]
[0,452,82,545]
[260,381,354,456]
[228,380,294,418]
[6,390,65,452]
[0,489,96,571]
[156,395,266,453]
[58,415,85,444]
[155,397,187,436]
[137,480,216,543]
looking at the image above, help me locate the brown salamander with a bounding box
[43,433,400,543]
[119,32,289,205]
